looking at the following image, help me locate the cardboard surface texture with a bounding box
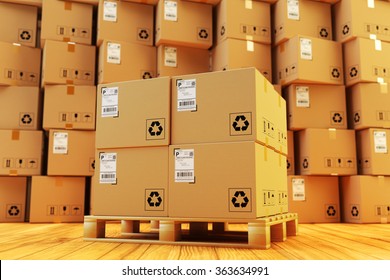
[0,177,27,222]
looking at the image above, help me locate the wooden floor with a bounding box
[0,222,390,260]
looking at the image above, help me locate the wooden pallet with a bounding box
[83,213,298,249]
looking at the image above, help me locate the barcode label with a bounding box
[164,0,178,22]
[107,42,121,64]
[101,87,119,117]
[103,1,117,22]
[287,0,300,20]
[177,79,197,111]
[292,178,305,201]
[300,38,312,60]
[164,47,177,67]
[176,171,193,178]
[100,152,117,184]
[374,131,388,153]
[100,173,116,179]
[175,149,195,183]
[53,132,68,154]
[296,86,310,108]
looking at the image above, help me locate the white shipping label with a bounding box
[99,153,117,184]
[101,87,119,117]
[300,38,313,60]
[164,0,178,21]
[287,0,300,20]
[374,131,388,153]
[164,47,177,67]
[292,178,305,201]
[176,79,196,111]
[103,1,118,22]
[174,149,194,183]
[53,132,68,154]
[107,42,121,64]
[296,86,310,108]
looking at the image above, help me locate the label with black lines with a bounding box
[174,149,194,183]
[295,86,310,108]
[164,0,178,21]
[107,42,121,64]
[53,132,68,154]
[287,0,300,20]
[292,178,305,201]
[177,79,196,111]
[103,1,117,22]
[300,38,312,60]
[101,87,119,117]
[99,153,117,184]
[164,47,177,67]
[374,131,387,153]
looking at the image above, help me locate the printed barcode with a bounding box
[176,171,193,177]
[376,146,386,150]
[108,56,119,60]
[166,60,176,64]
[55,147,66,150]
[297,100,308,103]
[301,52,311,56]
[101,173,115,179]
[103,107,117,112]
[105,14,115,18]
[294,194,304,197]
[179,101,195,107]
[166,14,175,18]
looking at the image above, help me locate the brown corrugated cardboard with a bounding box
[0,130,43,176]
[356,128,390,175]
[121,0,158,4]
[29,176,85,223]
[287,130,295,176]
[155,0,213,49]
[171,68,287,155]
[47,129,95,176]
[43,85,96,131]
[0,86,41,130]
[287,175,340,223]
[0,177,27,222]
[183,0,220,4]
[0,0,42,7]
[91,146,169,217]
[284,84,347,130]
[60,0,98,5]
[96,77,170,149]
[340,175,390,224]
[295,128,357,175]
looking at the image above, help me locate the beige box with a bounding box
[0,130,43,176]
[0,41,41,86]
[211,38,272,82]
[97,0,154,47]
[91,146,169,217]
[171,68,287,155]
[215,0,271,45]
[157,44,210,77]
[29,176,85,223]
[0,0,42,6]
[96,77,170,149]
[0,86,41,130]
[295,128,357,176]
[284,84,347,130]
[47,130,95,176]
[41,0,93,46]
[0,177,27,222]
[287,175,340,223]
[273,0,332,46]
[43,85,96,131]
[347,82,390,130]
[98,40,156,84]
[274,35,344,86]
[356,128,390,176]
[287,130,295,176]
[169,141,287,219]
[155,0,213,49]
[343,37,390,87]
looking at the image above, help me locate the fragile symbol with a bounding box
[232,115,250,131]
[21,114,33,124]
[327,206,336,217]
[354,112,360,123]
[302,158,309,169]
[8,205,20,216]
[20,30,31,41]
[139,29,149,40]
[350,67,358,78]
[147,192,162,207]
[198,29,208,39]
[231,191,249,208]
[148,121,163,136]
[332,113,343,123]
[351,206,359,217]
[319,28,329,38]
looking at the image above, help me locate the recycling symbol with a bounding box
[319,28,329,38]
[351,206,359,217]
[354,113,360,123]
[287,159,291,170]
[332,68,340,79]
[8,205,20,216]
[21,114,32,124]
[147,191,162,207]
[220,26,225,36]
[198,29,208,39]
[332,113,343,123]
[148,121,163,136]
[139,29,149,40]
[20,30,31,41]
[303,158,309,169]
[327,206,336,217]
[142,72,152,79]
[342,25,350,35]
[91,160,95,170]
[232,115,250,131]
[231,191,249,208]
[350,67,358,78]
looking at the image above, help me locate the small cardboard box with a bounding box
[0,177,27,222]
[287,130,295,176]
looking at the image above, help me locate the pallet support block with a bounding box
[159,220,181,242]
[248,223,270,249]
[121,220,140,234]
[84,217,106,238]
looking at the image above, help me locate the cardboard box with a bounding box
[295,128,357,175]
[121,0,158,4]
[43,85,96,131]
[91,146,169,217]
[183,0,220,4]
[41,40,96,86]
[287,175,340,223]
[97,0,154,47]
[98,40,156,84]
[41,0,93,46]
[284,84,347,130]
[343,37,390,87]
[171,68,287,155]
[0,0,42,7]
[168,141,287,219]
[29,176,85,223]
[273,0,332,46]
[356,128,390,175]
[60,0,98,5]
[157,44,210,77]
[0,86,41,130]
[0,2,38,47]
[211,38,272,82]
[0,130,43,176]
[215,0,271,45]
[347,82,390,130]
[47,130,95,176]
[0,41,41,86]
[0,177,27,222]
[340,175,390,224]
[287,130,295,176]
[96,77,170,149]
[155,0,213,49]
[274,35,344,86]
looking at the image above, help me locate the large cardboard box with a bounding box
[0,177,27,222]
[0,86,41,130]
[287,130,295,176]
[171,68,287,155]
[0,41,41,86]
[347,82,390,130]
[91,146,169,217]
[155,0,213,49]
[295,128,357,175]
[98,40,156,84]
[168,141,287,219]
[157,44,210,77]
[340,175,390,224]
[215,0,271,45]
[47,130,95,176]
[356,128,390,176]
[96,77,170,149]
[0,0,42,6]
[211,38,272,82]
[43,85,96,131]
[29,176,85,223]
[273,0,332,46]
[287,175,340,223]
[97,0,154,47]
[284,84,347,130]
[274,35,344,86]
